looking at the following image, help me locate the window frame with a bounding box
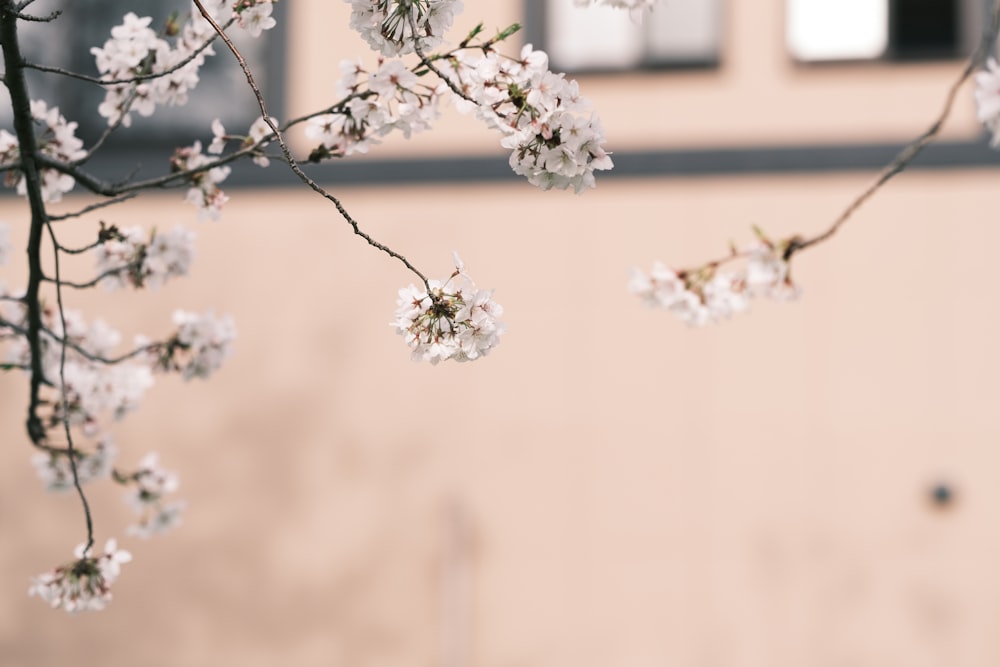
[524,0,723,75]
[786,0,989,65]
[4,2,288,156]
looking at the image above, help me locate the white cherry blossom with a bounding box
[32,437,118,493]
[29,539,132,613]
[96,225,196,291]
[345,0,464,57]
[305,58,445,158]
[121,452,185,538]
[171,141,231,220]
[0,101,87,202]
[630,240,799,325]
[441,44,613,192]
[975,58,1000,147]
[234,0,278,38]
[156,310,237,380]
[394,254,504,363]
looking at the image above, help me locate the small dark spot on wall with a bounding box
[929,482,956,510]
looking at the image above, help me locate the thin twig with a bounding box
[0,314,158,366]
[408,12,476,104]
[793,1,1000,255]
[36,142,261,196]
[53,238,104,255]
[48,193,138,222]
[22,18,230,87]
[9,8,58,22]
[45,220,94,554]
[2,0,93,551]
[41,265,129,289]
[2,0,50,446]
[191,0,431,290]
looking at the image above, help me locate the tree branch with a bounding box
[1,0,94,551]
[792,0,1000,256]
[191,0,432,290]
[1,0,50,446]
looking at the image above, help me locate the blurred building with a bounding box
[2,1,1000,666]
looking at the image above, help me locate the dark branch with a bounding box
[1,0,51,447]
[191,0,432,290]
[41,265,128,290]
[793,0,1000,255]
[22,20,228,87]
[48,193,138,222]
[45,219,94,553]
[10,8,59,22]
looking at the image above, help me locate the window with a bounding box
[537,0,723,72]
[786,0,986,62]
[4,1,284,148]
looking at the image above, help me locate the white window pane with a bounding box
[786,0,889,61]
[645,0,721,63]
[546,0,644,70]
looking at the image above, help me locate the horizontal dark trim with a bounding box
[12,136,998,199]
[230,136,1000,187]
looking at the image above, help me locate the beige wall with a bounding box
[2,1,1000,666]
[3,169,1000,666]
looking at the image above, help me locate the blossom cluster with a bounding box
[975,58,1000,147]
[0,101,87,202]
[33,437,118,493]
[629,241,800,326]
[6,0,635,615]
[209,116,277,167]
[28,539,132,613]
[345,0,463,57]
[95,225,196,290]
[305,59,446,159]
[91,3,277,129]
[171,140,232,220]
[3,305,234,443]
[394,255,504,363]
[2,304,155,431]
[234,0,279,38]
[442,44,613,192]
[149,310,237,380]
[335,3,612,192]
[121,453,186,538]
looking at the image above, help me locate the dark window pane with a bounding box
[5,1,280,149]
[890,0,959,58]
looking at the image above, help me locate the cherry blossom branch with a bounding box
[22,22,228,87]
[672,227,800,277]
[791,0,1000,257]
[409,15,480,103]
[411,20,524,112]
[75,86,142,165]
[655,1,1000,277]
[48,193,138,222]
[18,322,158,367]
[35,141,260,196]
[7,8,58,22]
[0,314,159,374]
[41,265,131,290]
[30,25,535,206]
[1,0,51,445]
[191,0,432,290]
[632,0,1000,327]
[277,91,375,135]
[45,218,95,554]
